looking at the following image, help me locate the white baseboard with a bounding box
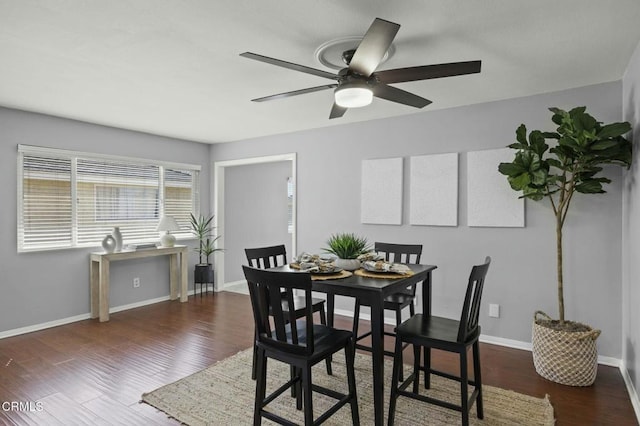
[0,313,93,339]
[108,295,172,314]
[220,279,248,292]
[620,360,640,422]
[0,292,195,340]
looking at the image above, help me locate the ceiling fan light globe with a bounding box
[334,86,373,108]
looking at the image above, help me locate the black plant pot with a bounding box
[194,264,214,295]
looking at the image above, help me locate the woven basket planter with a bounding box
[531,311,601,387]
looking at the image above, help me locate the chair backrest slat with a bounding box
[245,245,287,269]
[243,265,314,355]
[375,242,422,265]
[457,256,491,343]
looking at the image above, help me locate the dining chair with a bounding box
[352,242,422,379]
[243,266,360,426]
[387,256,491,426]
[245,245,331,380]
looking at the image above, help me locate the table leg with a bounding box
[422,271,433,388]
[180,249,188,302]
[326,293,335,328]
[169,254,178,300]
[369,295,385,426]
[90,260,99,319]
[99,258,110,322]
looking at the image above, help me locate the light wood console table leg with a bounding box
[90,259,99,319]
[99,258,110,322]
[169,253,178,300]
[180,249,188,302]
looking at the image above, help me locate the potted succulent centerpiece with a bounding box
[324,233,371,271]
[498,106,632,386]
[189,213,223,286]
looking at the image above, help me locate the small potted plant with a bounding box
[498,106,631,386]
[324,233,371,271]
[189,213,223,286]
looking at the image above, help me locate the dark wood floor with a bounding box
[0,292,636,425]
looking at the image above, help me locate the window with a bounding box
[18,145,200,252]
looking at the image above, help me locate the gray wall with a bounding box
[623,40,640,401]
[211,82,625,358]
[224,161,292,282]
[0,107,210,333]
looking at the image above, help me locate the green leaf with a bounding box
[522,186,545,201]
[551,112,564,125]
[508,173,531,190]
[590,140,619,151]
[597,122,631,139]
[569,106,587,116]
[575,180,604,194]
[530,169,548,186]
[498,162,525,176]
[542,132,560,139]
[508,142,527,150]
[547,158,562,169]
[528,130,548,156]
[515,124,528,145]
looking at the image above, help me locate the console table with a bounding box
[90,245,189,322]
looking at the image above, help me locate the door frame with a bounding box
[213,153,297,290]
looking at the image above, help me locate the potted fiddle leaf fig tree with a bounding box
[498,106,632,386]
[189,213,223,289]
[324,233,371,271]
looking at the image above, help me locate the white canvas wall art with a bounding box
[409,153,458,226]
[361,157,403,225]
[467,148,525,227]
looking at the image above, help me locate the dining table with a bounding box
[276,262,437,426]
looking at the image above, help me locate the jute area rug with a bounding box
[142,349,554,425]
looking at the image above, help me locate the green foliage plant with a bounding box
[498,106,632,324]
[324,233,371,259]
[189,213,223,264]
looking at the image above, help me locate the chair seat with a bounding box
[262,322,353,362]
[396,314,481,348]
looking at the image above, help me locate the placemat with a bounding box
[354,268,414,279]
[311,270,353,281]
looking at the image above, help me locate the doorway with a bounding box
[213,153,296,291]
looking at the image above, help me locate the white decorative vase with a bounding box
[101,235,116,253]
[334,258,361,271]
[112,227,123,252]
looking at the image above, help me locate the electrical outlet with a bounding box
[489,303,500,318]
[133,277,140,288]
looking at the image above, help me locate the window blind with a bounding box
[19,155,73,249]
[18,145,200,252]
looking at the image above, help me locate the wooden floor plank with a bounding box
[0,291,636,425]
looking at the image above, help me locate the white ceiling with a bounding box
[1,1,640,143]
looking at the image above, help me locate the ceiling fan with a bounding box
[240,18,481,119]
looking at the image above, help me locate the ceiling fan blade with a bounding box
[251,84,337,102]
[240,52,338,80]
[329,103,347,119]
[349,18,400,77]
[372,84,432,109]
[374,60,482,84]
